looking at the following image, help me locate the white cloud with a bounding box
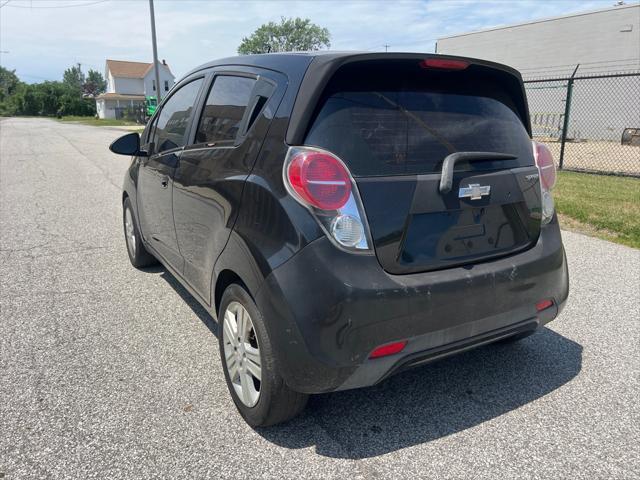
[0,0,622,82]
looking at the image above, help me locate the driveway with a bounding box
[1,118,638,479]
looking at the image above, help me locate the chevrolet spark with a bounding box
[110,53,569,427]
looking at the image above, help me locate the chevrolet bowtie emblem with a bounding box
[459,183,491,200]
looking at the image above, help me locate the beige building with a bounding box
[436,4,640,143]
[436,4,640,77]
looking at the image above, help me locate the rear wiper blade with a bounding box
[439,152,518,194]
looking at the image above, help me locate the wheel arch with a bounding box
[211,227,270,317]
[214,269,250,316]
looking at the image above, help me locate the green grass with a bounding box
[554,171,640,248]
[58,115,140,127]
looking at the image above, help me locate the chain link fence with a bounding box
[524,69,640,176]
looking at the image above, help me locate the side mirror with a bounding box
[109,132,147,156]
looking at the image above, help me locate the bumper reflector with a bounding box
[369,340,408,359]
[536,299,554,312]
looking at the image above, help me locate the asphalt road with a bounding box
[1,117,639,479]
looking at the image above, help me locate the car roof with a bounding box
[182,52,317,79]
[190,51,366,68]
[184,51,522,78]
[180,52,530,144]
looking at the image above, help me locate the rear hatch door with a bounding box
[304,58,542,274]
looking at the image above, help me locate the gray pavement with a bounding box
[1,117,639,479]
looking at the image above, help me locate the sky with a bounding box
[0,0,631,83]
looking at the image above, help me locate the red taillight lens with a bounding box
[369,340,408,359]
[536,299,554,312]
[288,150,351,210]
[419,58,469,70]
[533,141,557,190]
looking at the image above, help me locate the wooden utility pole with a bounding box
[149,0,162,102]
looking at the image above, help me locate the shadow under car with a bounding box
[152,265,581,459]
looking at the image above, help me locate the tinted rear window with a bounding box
[305,63,533,177]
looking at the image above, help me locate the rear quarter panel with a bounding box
[213,113,324,307]
[212,59,324,309]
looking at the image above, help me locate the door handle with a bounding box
[439,152,517,194]
[161,177,169,188]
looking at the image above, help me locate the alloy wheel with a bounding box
[124,207,136,258]
[222,301,262,407]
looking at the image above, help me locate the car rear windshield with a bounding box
[304,61,534,177]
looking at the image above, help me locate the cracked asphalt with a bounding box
[1,117,639,479]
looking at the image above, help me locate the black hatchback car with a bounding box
[110,52,569,427]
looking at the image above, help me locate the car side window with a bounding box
[145,114,158,145]
[195,75,256,144]
[152,78,203,154]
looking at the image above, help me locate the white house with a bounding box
[95,59,175,119]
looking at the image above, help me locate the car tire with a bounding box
[218,284,308,427]
[123,197,157,268]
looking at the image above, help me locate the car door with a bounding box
[173,69,283,303]
[137,76,204,271]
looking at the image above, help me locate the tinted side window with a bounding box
[144,115,157,144]
[153,78,203,153]
[195,76,256,144]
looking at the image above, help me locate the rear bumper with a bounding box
[255,218,569,394]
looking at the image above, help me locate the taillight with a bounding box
[419,58,469,71]
[533,141,557,190]
[287,150,351,210]
[284,146,372,252]
[532,141,557,225]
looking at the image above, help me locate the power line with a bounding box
[4,0,108,8]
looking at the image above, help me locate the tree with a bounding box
[0,67,24,115]
[0,64,96,117]
[0,66,21,102]
[83,69,106,97]
[14,84,39,116]
[62,63,85,92]
[238,17,330,55]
